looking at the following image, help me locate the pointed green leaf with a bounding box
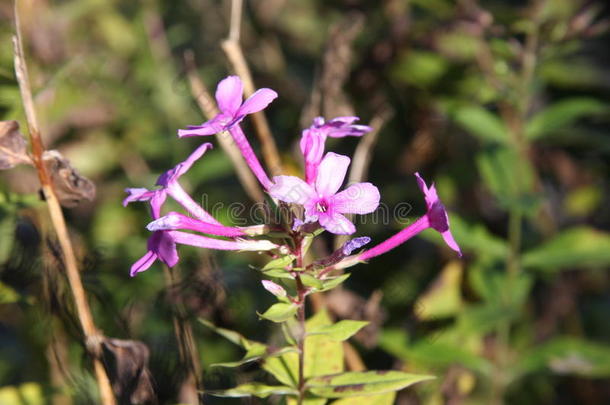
[451,105,508,143]
[263,268,296,279]
[301,274,323,289]
[199,318,257,349]
[306,371,434,398]
[263,255,296,271]
[526,98,608,140]
[414,262,462,320]
[264,351,299,387]
[517,337,610,378]
[319,274,351,291]
[523,227,610,272]
[259,303,298,323]
[309,320,369,342]
[305,310,344,378]
[209,383,298,398]
[331,392,395,405]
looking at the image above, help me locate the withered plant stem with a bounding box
[183,51,265,203]
[12,5,115,404]
[222,0,283,176]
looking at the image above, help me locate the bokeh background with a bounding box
[1,0,609,404]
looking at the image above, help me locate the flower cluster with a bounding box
[125,75,461,277]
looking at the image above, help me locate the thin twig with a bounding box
[222,0,283,175]
[12,4,115,404]
[334,106,393,250]
[184,51,265,202]
[162,266,202,404]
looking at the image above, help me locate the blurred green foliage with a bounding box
[1,0,610,404]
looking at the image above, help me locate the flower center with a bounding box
[428,202,449,232]
[315,199,329,213]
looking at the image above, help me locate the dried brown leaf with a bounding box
[0,120,31,169]
[42,150,95,207]
[101,338,157,404]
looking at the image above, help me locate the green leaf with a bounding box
[526,98,608,140]
[263,268,296,279]
[259,303,298,323]
[309,320,369,342]
[451,105,508,143]
[0,281,20,304]
[517,337,610,378]
[263,352,299,387]
[306,371,434,398]
[428,215,507,260]
[476,146,537,212]
[457,303,519,335]
[330,392,395,405]
[301,274,323,290]
[209,383,298,398]
[319,274,351,292]
[523,227,610,273]
[212,342,267,367]
[263,255,296,271]
[379,329,492,375]
[213,345,298,368]
[305,310,344,378]
[199,318,256,349]
[414,262,462,320]
[392,51,449,87]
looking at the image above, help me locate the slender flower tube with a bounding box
[359,173,461,261]
[124,143,222,276]
[300,116,372,184]
[178,75,277,190]
[147,212,246,237]
[269,152,380,235]
[168,231,278,251]
[124,142,220,225]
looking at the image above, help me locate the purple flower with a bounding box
[124,143,221,276]
[269,152,380,235]
[300,117,372,184]
[124,142,220,225]
[342,236,372,255]
[359,173,461,261]
[178,76,277,190]
[147,212,246,237]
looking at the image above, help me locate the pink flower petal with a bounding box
[147,212,245,237]
[215,76,243,115]
[155,231,179,267]
[415,172,439,210]
[332,182,380,214]
[123,188,155,207]
[315,152,350,197]
[130,250,158,277]
[441,229,462,257]
[319,212,356,235]
[236,88,278,116]
[269,175,315,205]
[177,119,223,137]
[169,231,277,251]
[174,143,213,178]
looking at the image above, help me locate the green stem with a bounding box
[294,236,306,405]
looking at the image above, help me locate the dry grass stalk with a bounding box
[12,4,115,404]
[184,50,265,202]
[222,0,283,176]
